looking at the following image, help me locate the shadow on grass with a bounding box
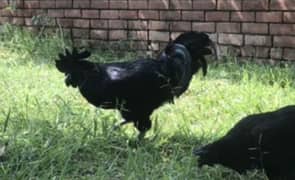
[0,112,269,180]
[0,117,207,176]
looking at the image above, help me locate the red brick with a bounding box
[11,17,24,25]
[270,48,283,59]
[231,12,255,22]
[270,24,295,35]
[160,11,181,20]
[91,20,108,29]
[56,1,72,8]
[11,9,22,17]
[65,10,81,18]
[274,36,295,47]
[217,0,241,10]
[120,10,138,19]
[128,20,147,30]
[242,23,268,34]
[82,10,99,19]
[21,9,33,17]
[73,29,89,38]
[242,0,268,10]
[255,47,270,58]
[7,9,17,17]
[283,48,295,60]
[217,23,240,33]
[73,39,93,47]
[206,12,230,21]
[110,0,128,9]
[131,41,147,50]
[171,21,191,31]
[138,10,159,20]
[245,35,271,46]
[284,12,295,23]
[73,19,90,28]
[109,30,127,40]
[192,22,215,32]
[182,11,204,21]
[149,21,169,30]
[40,0,55,8]
[0,9,12,16]
[61,29,72,37]
[45,20,57,27]
[219,45,242,57]
[149,31,169,41]
[0,0,8,8]
[91,30,108,40]
[57,18,73,28]
[170,0,192,10]
[129,0,148,9]
[270,0,295,10]
[2,8,14,16]
[129,31,148,40]
[149,1,169,9]
[34,9,47,16]
[193,0,216,10]
[110,20,128,29]
[48,10,64,18]
[24,0,39,8]
[241,46,255,57]
[101,10,119,19]
[256,12,282,23]
[25,18,33,26]
[91,1,109,9]
[14,0,23,8]
[218,33,243,46]
[74,0,90,8]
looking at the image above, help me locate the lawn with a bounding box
[0,25,295,179]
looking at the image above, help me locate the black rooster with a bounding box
[55,32,216,138]
[194,105,295,180]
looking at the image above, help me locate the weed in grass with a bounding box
[0,24,70,65]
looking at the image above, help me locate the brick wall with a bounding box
[0,0,294,61]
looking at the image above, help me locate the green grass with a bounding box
[0,25,295,179]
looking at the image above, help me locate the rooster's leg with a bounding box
[137,131,146,140]
[135,117,152,140]
[121,111,152,139]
